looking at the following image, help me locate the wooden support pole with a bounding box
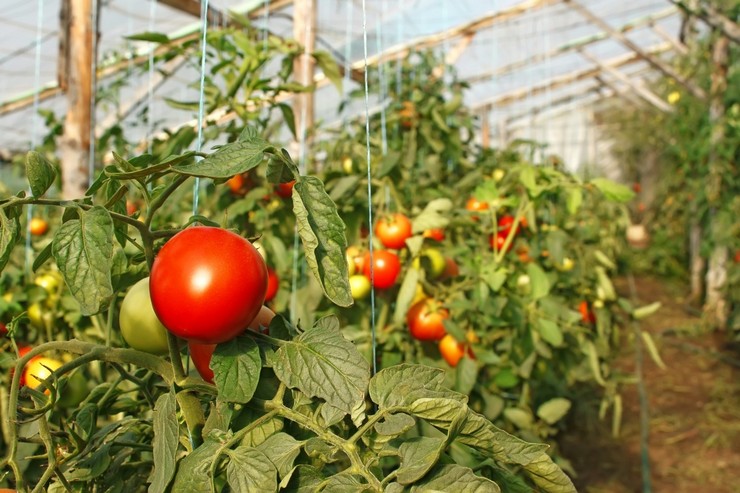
[480,108,490,149]
[579,49,673,112]
[293,0,316,159]
[59,0,93,199]
[564,0,707,100]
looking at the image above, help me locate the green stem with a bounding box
[348,408,387,445]
[208,409,280,479]
[270,403,383,491]
[146,174,190,228]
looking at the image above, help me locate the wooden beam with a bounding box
[563,0,707,100]
[59,0,93,199]
[579,49,673,112]
[480,108,490,148]
[593,75,645,108]
[467,6,678,83]
[474,43,671,111]
[293,0,316,159]
[432,32,475,79]
[650,21,689,55]
[364,0,561,68]
[0,0,294,116]
[158,0,225,25]
[670,0,740,44]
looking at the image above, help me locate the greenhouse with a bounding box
[0,0,738,491]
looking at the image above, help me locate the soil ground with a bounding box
[560,276,740,493]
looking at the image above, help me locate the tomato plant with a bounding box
[362,250,401,289]
[375,212,412,249]
[119,277,170,355]
[149,226,268,344]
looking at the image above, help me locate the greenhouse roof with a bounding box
[0,0,685,165]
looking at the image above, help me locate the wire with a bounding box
[146,0,157,155]
[89,0,99,184]
[361,0,378,377]
[192,0,210,217]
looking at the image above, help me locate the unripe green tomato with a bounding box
[349,275,371,300]
[556,257,575,272]
[492,169,505,182]
[119,277,170,355]
[27,303,49,330]
[412,248,446,279]
[342,156,353,174]
[57,370,88,408]
[593,299,604,309]
[35,273,61,295]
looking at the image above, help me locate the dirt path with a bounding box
[560,277,740,493]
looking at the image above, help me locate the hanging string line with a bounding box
[192,0,210,217]
[146,0,157,155]
[342,0,353,129]
[25,0,45,279]
[375,1,388,157]
[88,0,98,183]
[361,0,378,376]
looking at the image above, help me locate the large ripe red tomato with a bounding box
[150,227,268,344]
[265,268,279,302]
[407,299,448,341]
[362,250,401,289]
[275,180,296,199]
[375,213,413,250]
[189,306,275,383]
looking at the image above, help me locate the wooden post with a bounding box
[293,0,316,162]
[704,32,730,328]
[59,0,93,199]
[480,108,490,149]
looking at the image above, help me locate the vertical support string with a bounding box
[361,0,378,376]
[375,0,388,157]
[25,0,45,279]
[342,0,354,129]
[192,0,211,217]
[146,0,157,155]
[88,0,98,183]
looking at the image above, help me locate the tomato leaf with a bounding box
[170,438,221,492]
[225,447,278,492]
[211,336,262,404]
[292,177,353,307]
[536,318,563,347]
[454,357,478,396]
[527,263,551,300]
[410,464,501,493]
[375,413,416,437]
[52,206,114,315]
[255,433,304,481]
[536,397,572,425]
[392,267,420,324]
[126,31,170,43]
[411,198,452,234]
[369,364,461,409]
[565,187,583,215]
[590,178,635,202]
[277,103,298,140]
[25,151,57,197]
[312,50,342,92]
[282,464,325,491]
[317,472,367,491]
[273,316,370,415]
[0,207,21,272]
[173,139,271,178]
[202,398,233,437]
[397,436,445,485]
[148,392,178,493]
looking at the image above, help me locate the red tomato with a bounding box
[346,246,365,274]
[441,257,459,280]
[362,250,401,289]
[0,322,6,336]
[579,301,596,324]
[276,180,296,199]
[375,213,413,250]
[489,232,513,253]
[423,229,445,242]
[265,268,279,302]
[226,174,246,195]
[189,306,275,384]
[734,250,740,263]
[438,334,470,367]
[150,227,268,344]
[633,182,641,193]
[12,346,33,387]
[407,299,448,341]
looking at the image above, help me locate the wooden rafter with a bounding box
[563,0,707,100]
[650,21,689,55]
[0,0,294,117]
[432,32,475,79]
[593,75,645,108]
[467,6,678,83]
[159,0,225,25]
[473,42,671,112]
[579,49,673,112]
